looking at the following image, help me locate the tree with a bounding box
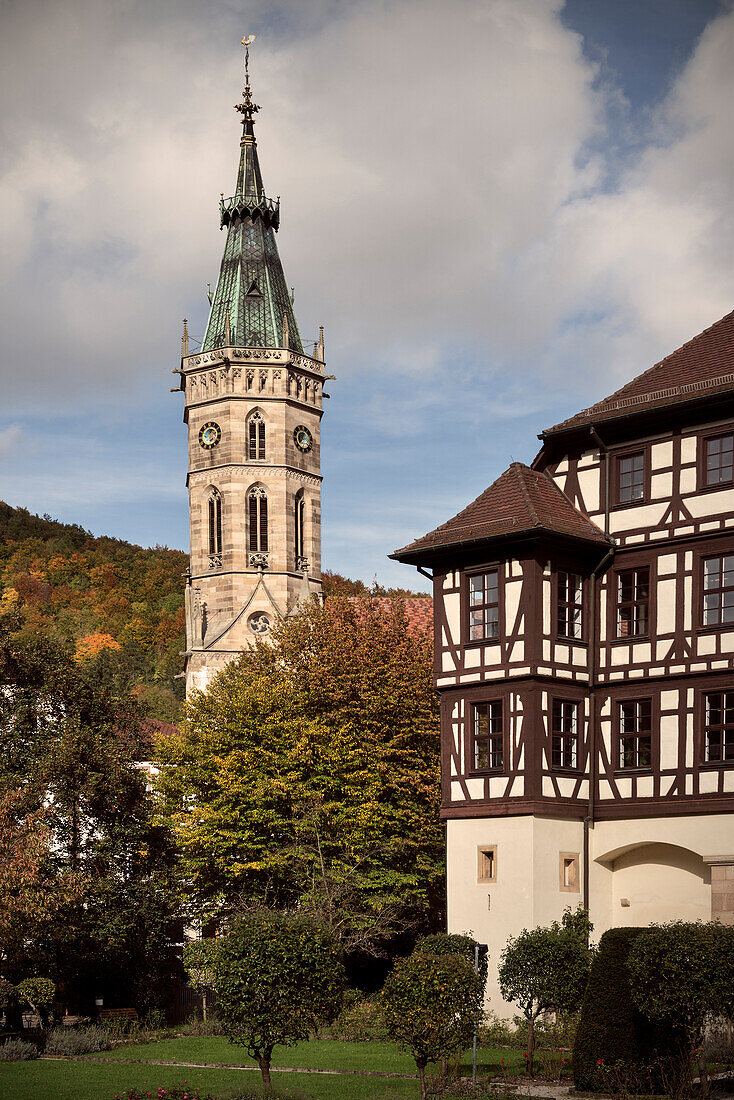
[0,611,179,1011]
[627,921,734,1088]
[155,596,442,953]
[381,950,484,1100]
[498,906,593,1074]
[183,939,218,1022]
[16,978,55,1029]
[211,909,345,1093]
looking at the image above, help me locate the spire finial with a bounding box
[236,35,260,137]
[181,318,189,357]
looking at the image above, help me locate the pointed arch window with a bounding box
[248,411,266,460]
[295,489,306,569]
[248,486,268,554]
[207,487,222,567]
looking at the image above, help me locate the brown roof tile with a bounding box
[346,594,433,634]
[393,463,608,558]
[544,309,734,435]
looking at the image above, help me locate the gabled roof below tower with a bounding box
[392,463,608,562]
[542,308,734,437]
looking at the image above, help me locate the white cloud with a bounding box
[0,426,22,457]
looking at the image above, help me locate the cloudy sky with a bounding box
[1,0,733,588]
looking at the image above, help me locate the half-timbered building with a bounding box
[392,310,734,1012]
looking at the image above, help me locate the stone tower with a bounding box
[176,49,325,694]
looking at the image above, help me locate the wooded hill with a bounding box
[0,503,429,722]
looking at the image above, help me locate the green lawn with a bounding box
[0,1038,528,1100]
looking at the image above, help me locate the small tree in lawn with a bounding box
[381,951,484,1100]
[211,909,345,1093]
[627,921,734,1090]
[16,977,55,1029]
[498,906,592,1075]
[183,939,218,1023]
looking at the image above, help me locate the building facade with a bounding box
[393,311,734,1011]
[175,62,325,694]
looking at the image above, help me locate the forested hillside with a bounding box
[0,502,187,720]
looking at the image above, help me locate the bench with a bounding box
[99,1008,139,1022]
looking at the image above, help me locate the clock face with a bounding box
[293,425,313,453]
[199,422,222,449]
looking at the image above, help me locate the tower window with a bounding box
[618,698,652,770]
[477,846,497,883]
[557,571,583,639]
[468,570,499,641]
[703,554,734,626]
[294,490,305,565]
[703,433,734,487]
[616,451,645,503]
[207,488,222,558]
[248,487,268,553]
[472,701,503,771]
[560,853,579,893]
[617,567,649,637]
[703,691,734,763]
[551,699,579,770]
[248,411,266,460]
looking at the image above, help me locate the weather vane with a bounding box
[236,34,259,118]
[242,34,256,86]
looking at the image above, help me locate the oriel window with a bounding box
[704,692,734,763]
[468,571,499,641]
[552,699,579,769]
[617,567,649,637]
[557,571,583,639]
[618,452,645,503]
[703,555,734,626]
[473,701,503,771]
[619,699,652,769]
[704,434,734,487]
[248,487,268,553]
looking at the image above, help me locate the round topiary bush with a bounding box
[573,927,681,1091]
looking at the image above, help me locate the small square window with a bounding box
[560,853,579,893]
[477,846,497,883]
[704,434,734,487]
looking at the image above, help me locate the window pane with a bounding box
[704,559,721,589]
[469,576,484,604]
[475,739,489,770]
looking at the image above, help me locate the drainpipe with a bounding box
[585,543,615,910]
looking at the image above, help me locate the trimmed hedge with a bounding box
[573,927,681,1091]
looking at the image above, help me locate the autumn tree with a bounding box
[155,596,442,954]
[212,910,345,1093]
[498,906,593,1074]
[381,951,484,1100]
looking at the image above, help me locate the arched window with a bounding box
[294,489,306,566]
[207,487,222,562]
[248,411,266,460]
[248,486,268,553]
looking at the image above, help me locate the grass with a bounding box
[0,1037,529,1100]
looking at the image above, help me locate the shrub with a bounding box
[573,927,682,1091]
[325,991,392,1041]
[417,933,489,988]
[180,1011,227,1037]
[0,1038,39,1061]
[45,1025,111,1055]
[121,1087,218,1100]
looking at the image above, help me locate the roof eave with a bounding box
[391,524,610,565]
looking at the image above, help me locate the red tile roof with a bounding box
[544,309,734,435]
[393,462,608,558]
[346,594,433,635]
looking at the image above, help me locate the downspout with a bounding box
[585,426,613,911]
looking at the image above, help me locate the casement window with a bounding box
[557,571,583,639]
[617,567,649,637]
[207,488,222,557]
[248,411,266,460]
[618,699,652,770]
[617,452,645,504]
[472,701,503,771]
[703,691,734,763]
[248,487,268,553]
[468,570,499,641]
[294,490,305,564]
[477,846,497,883]
[551,699,579,770]
[703,555,734,627]
[704,433,734,487]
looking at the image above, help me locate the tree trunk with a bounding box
[202,990,207,1023]
[527,1013,535,1076]
[257,1054,273,1093]
[417,1059,427,1100]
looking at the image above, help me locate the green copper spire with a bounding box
[202,41,303,354]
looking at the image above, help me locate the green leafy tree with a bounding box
[627,921,734,1087]
[211,909,345,1092]
[155,596,442,953]
[183,939,218,1022]
[0,611,178,1011]
[498,906,593,1074]
[381,950,484,1100]
[16,978,55,1029]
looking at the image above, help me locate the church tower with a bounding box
[176,43,325,693]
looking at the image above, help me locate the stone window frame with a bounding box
[559,852,580,893]
[477,845,497,883]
